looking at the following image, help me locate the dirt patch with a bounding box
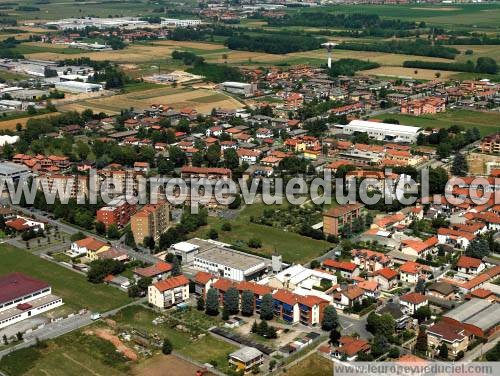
[86,328,138,361]
[132,354,214,376]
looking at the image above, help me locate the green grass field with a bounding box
[0,244,132,312]
[192,203,332,264]
[0,329,130,376]
[285,4,500,29]
[112,306,236,370]
[283,352,333,376]
[12,44,85,55]
[372,109,500,137]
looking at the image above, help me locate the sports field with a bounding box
[0,244,132,312]
[59,86,243,115]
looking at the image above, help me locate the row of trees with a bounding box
[226,34,326,54]
[328,58,380,77]
[403,57,498,74]
[339,40,459,59]
[171,50,243,83]
[267,12,418,31]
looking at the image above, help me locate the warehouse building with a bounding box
[54,81,103,93]
[342,120,422,143]
[171,238,270,281]
[0,273,63,329]
[442,298,500,339]
[220,82,257,96]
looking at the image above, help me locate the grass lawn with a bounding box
[111,306,236,371]
[192,203,332,264]
[0,244,132,312]
[371,109,500,137]
[13,44,84,55]
[283,352,333,376]
[0,329,130,376]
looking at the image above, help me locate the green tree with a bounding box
[451,153,468,176]
[321,306,338,331]
[206,144,221,167]
[106,224,120,239]
[465,237,490,259]
[162,338,173,354]
[224,287,240,315]
[205,288,219,316]
[197,296,205,311]
[172,256,182,276]
[414,305,432,323]
[95,221,106,235]
[241,290,254,317]
[221,222,232,231]
[415,326,428,354]
[372,334,389,357]
[415,278,426,294]
[260,293,274,320]
[224,148,239,170]
[329,328,341,345]
[143,236,155,250]
[438,343,449,359]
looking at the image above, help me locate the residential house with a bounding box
[229,347,264,374]
[148,275,190,309]
[456,256,485,276]
[332,336,371,361]
[427,321,469,359]
[374,267,399,291]
[332,285,365,311]
[427,281,457,301]
[351,249,391,272]
[322,260,359,279]
[400,292,428,315]
[192,271,217,296]
[133,261,172,282]
[399,262,432,284]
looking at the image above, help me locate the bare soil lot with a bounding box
[132,355,214,376]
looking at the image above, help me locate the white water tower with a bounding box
[322,42,338,69]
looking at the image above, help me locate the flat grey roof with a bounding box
[0,162,30,176]
[230,346,263,362]
[196,246,266,273]
[444,298,500,330]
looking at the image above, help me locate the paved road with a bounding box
[12,206,159,264]
[337,312,372,340]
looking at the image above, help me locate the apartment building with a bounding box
[480,133,500,154]
[148,275,190,309]
[130,201,170,245]
[323,203,364,237]
[400,97,446,116]
[96,196,137,229]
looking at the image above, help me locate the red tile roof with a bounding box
[153,275,189,292]
[134,262,172,278]
[213,278,236,293]
[324,203,363,218]
[338,336,370,357]
[377,267,399,280]
[457,255,482,269]
[236,281,273,296]
[401,292,428,305]
[193,271,216,285]
[323,259,358,272]
[273,289,299,306]
[75,237,108,251]
[0,273,50,304]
